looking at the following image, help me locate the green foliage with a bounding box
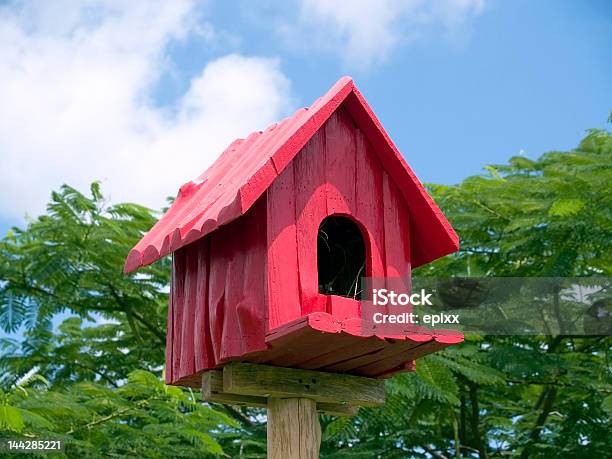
[0,368,235,457]
[1,129,611,457]
[319,129,612,458]
[0,184,260,457]
[0,183,170,389]
[424,129,611,278]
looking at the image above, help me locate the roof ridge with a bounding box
[124,76,458,273]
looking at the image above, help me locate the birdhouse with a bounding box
[125,77,462,387]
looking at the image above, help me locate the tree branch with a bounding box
[66,399,149,435]
[68,360,119,388]
[213,403,256,428]
[104,282,165,345]
[519,386,558,459]
[517,335,566,458]
[469,383,488,459]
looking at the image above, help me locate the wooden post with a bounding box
[202,363,385,458]
[267,398,321,459]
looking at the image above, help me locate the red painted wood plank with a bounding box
[327,295,359,321]
[270,77,354,174]
[298,334,386,370]
[324,108,356,215]
[207,230,229,365]
[165,260,175,384]
[293,129,327,315]
[266,163,301,330]
[263,312,357,367]
[226,313,462,379]
[262,314,353,368]
[324,108,359,320]
[179,247,198,378]
[260,313,341,366]
[171,248,187,382]
[259,312,449,377]
[193,237,211,372]
[263,330,340,368]
[354,340,447,378]
[432,329,465,344]
[343,89,459,267]
[236,197,268,355]
[355,129,386,279]
[325,339,422,374]
[221,223,245,362]
[382,172,411,294]
[250,321,314,364]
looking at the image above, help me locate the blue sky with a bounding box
[187,0,611,181]
[0,0,610,237]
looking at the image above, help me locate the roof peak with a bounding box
[125,76,458,273]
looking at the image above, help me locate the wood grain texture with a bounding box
[203,370,267,408]
[268,398,320,459]
[237,198,268,355]
[327,295,359,322]
[224,362,385,407]
[164,254,175,384]
[355,128,386,279]
[331,339,424,375]
[270,76,354,174]
[221,223,244,361]
[171,248,187,381]
[382,171,411,293]
[293,129,327,315]
[202,370,358,416]
[207,230,228,365]
[260,315,352,368]
[298,335,386,370]
[354,340,444,378]
[178,249,198,378]
[193,238,211,372]
[267,162,301,330]
[343,88,459,267]
[168,196,271,384]
[324,108,356,215]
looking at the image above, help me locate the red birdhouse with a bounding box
[125,77,462,387]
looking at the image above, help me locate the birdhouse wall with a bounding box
[266,107,412,332]
[127,77,465,387]
[167,107,414,386]
[166,197,268,386]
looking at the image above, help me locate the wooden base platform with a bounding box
[177,312,463,387]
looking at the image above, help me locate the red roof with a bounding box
[125,76,459,273]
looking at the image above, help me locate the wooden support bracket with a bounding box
[202,363,385,416]
[203,363,386,458]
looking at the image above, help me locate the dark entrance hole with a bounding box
[317,216,366,298]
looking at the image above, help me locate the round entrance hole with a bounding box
[317,216,366,299]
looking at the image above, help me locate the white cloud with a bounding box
[286,0,485,67]
[0,1,293,221]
